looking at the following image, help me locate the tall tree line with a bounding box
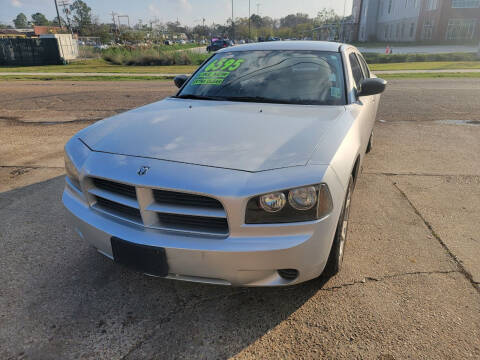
[9,1,341,42]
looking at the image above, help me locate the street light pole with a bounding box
[341,0,347,41]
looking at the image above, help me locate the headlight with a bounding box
[245,184,333,224]
[288,186,317,210]
[64,152,81,190]
[259,192,286,213]
[64,138,90,191]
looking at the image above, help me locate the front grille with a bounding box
[95,196,142,222]
[92,178,136,199]
[157,213,228,234]
[88,177,229,236]
[153,190,223,209]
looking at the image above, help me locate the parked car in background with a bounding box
[206,39,232,52]
[164,40,173,45]
[63,41,386,287]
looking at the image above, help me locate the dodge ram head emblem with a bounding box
[137,166,150,176]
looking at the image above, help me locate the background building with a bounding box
[418,0,480,41]
[353,0,480,42]
[376,0,422,42]
[357,0,380,42]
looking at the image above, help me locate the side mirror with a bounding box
[174,75,188,89]
[358,78,387,97]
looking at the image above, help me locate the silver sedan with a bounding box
[63,41,386,286]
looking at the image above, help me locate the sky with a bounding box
[1,0,353,27]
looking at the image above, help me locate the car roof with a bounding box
[217,41,347,53]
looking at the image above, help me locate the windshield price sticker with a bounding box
[197,71,230,78]
[193,58,245,86]
[193,78,224,85]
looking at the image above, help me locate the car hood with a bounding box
[79,98,345,172]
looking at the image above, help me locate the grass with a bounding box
[2,72,479,82]
[0,75,173,81]
[2,58,480,74]
[2,57,480,81]
[0,59,198,74]
[364,52,478,63]
[352,40,479,48]
[380,72,480,79]
[370,61,480,71]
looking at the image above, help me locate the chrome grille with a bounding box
[153,189,223,209]
[94,196,142,222]
[87,177,228,236]
[157,213,228,233]
[92,178,136,199]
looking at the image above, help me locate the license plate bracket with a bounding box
[111,237,168,277]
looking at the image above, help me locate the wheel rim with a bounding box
[338,183,352,265]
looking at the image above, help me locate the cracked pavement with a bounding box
[1,79,480,359]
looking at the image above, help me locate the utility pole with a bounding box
[248,0,251,41]
[256,3,261,16]
[117,15,130,29]
[58,0,72,32]
[54,0,63,27]
[110,12,117,27]
[231,0,235,41]
[110,11,118,41]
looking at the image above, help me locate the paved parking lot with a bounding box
[1,79,479,359]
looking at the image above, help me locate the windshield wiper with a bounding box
[223,96,295,105]
[175,94,225,101]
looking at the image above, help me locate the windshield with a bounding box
[178,50,346,105]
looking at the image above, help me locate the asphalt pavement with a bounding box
[0,79,479,359]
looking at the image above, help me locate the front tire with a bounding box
[366,132,373,153]
[323,175,354,277]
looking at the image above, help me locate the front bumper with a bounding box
[62,152,345,286]
[64,190,340,287]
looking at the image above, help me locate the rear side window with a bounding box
[349,53,364,89]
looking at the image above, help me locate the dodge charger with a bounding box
[63,41,386,286]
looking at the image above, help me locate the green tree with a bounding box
[249,14,264,28]
[13,13,28,28]
[31,12,49,26]
[92,23,113,43]
[279,13,311,28]
[70,0,93,34]
[315,8,340,26]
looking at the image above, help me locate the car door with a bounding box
[356,52,378,136]
[347,51,373,154]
